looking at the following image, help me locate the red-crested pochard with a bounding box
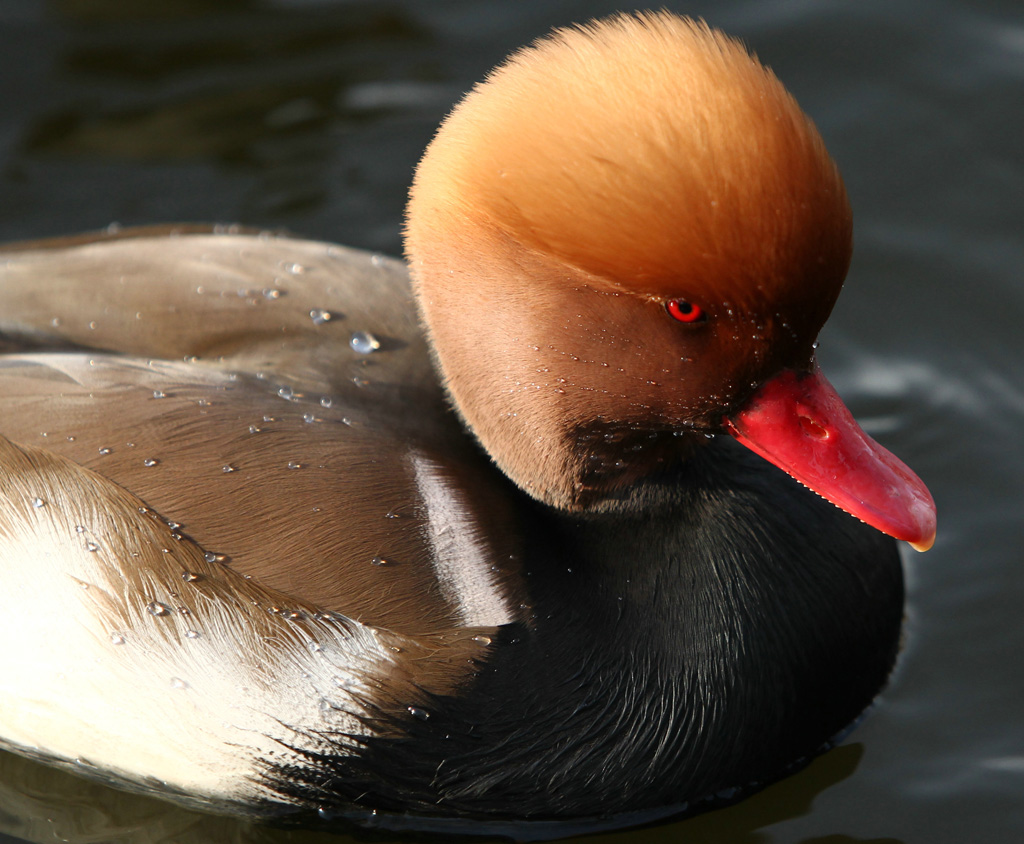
[0,11,934,839]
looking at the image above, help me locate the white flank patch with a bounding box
[0,439,397,808]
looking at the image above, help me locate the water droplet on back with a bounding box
[143,458,159,467]
[30,497,45,508]
[309,308,333,325]
[204,551,230,564]
[350,330,381,354]
[147,601,171,617]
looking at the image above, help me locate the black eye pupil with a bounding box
[666,299,705,323]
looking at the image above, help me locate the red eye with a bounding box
[666,299,706,324]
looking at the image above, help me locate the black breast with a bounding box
[265,437,904,829]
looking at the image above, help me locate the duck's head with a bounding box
[405,12,935,550]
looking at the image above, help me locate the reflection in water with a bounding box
[0,742,869,844]
[598,746,873,844]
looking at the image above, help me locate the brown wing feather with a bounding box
[0,232,528,637]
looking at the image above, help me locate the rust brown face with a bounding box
[504,224,849,443]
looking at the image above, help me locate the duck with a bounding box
[0,11,934,840]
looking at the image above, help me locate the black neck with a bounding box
[273,438,904,822]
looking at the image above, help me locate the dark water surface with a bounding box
[0,0,1021,842]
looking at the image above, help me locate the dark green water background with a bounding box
[0,1,1021,842]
